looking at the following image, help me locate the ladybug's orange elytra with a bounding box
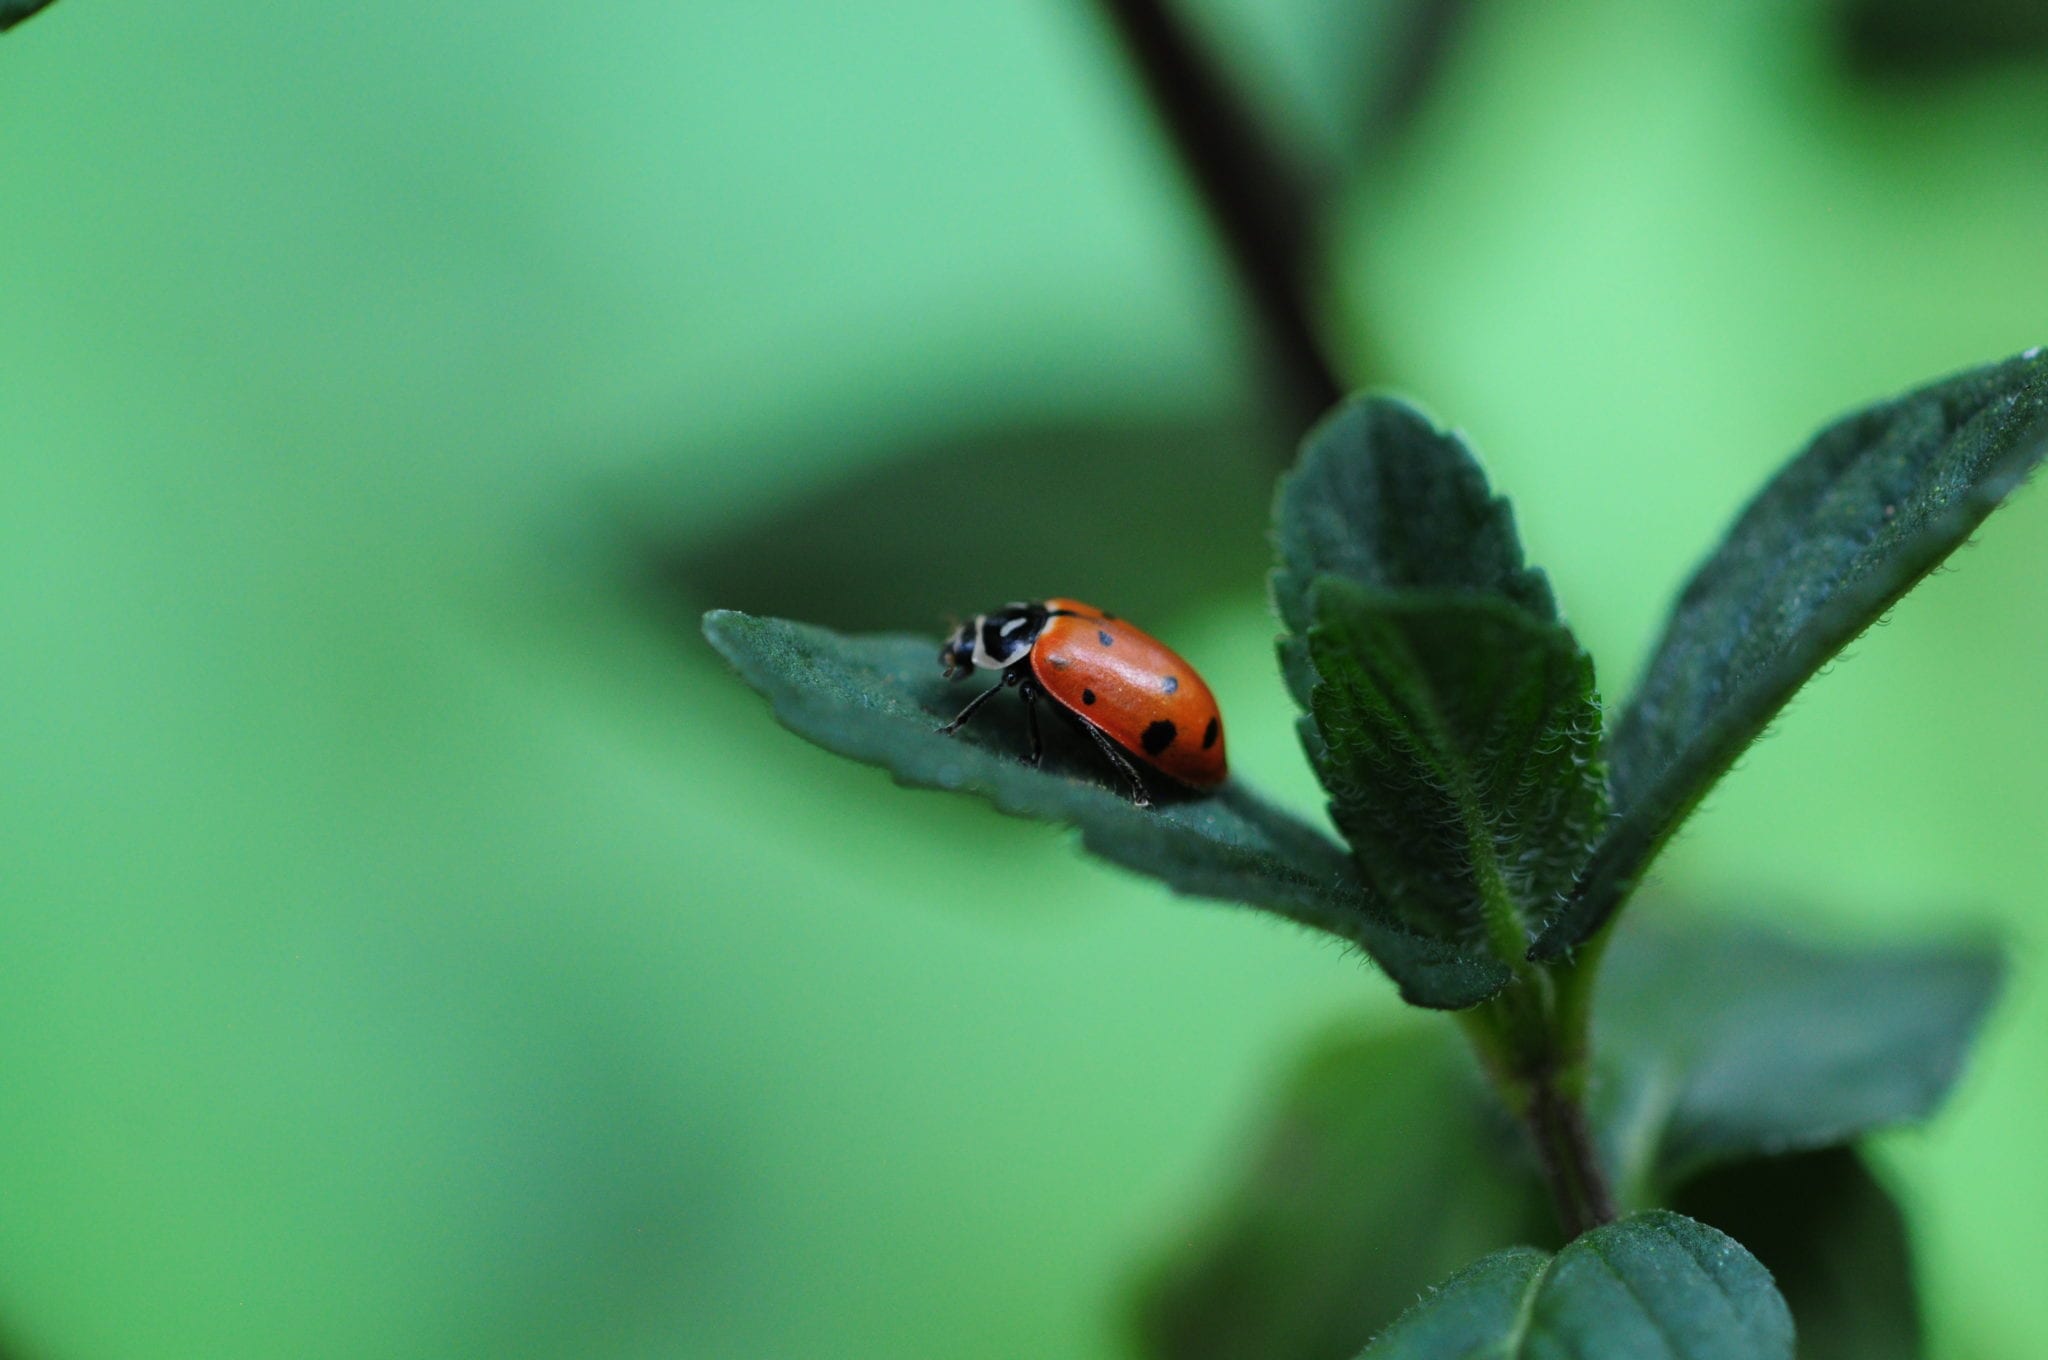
[937,598,1227,806]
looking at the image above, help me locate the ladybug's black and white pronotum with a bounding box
[937,598,1226,806]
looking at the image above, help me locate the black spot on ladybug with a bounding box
[1202,716,1219,749]
[1098,630,1114,647]
[1081,689,1096,705]
[1160,675,1179,694]
[1141,720,1177,755]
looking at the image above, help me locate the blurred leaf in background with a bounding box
[1132,1023,1549,1360]
[1675,1148,1922,1360]
[1596,919,2002,1201]
[1132,913,1993,1360]
[663,418,1279,633]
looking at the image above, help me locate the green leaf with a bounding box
[1132,1023,1551,1360]
[0,0,59,32]
[1357,1248,1550,1360]
[1536,347,2048,958]
[701,610,1507,1007]
[1271,396,1557,713]
[1677,1149,1922,1360]
[1597,917,2002,1198]
[1270,397,1599,970]
[1359,1211,1793,1360]
[1306,581,1605,953]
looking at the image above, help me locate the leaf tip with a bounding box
[701,609,779,684]
[1952,934,2010,1018]
[700,606,749,648]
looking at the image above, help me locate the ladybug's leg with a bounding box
[1018,678,1045,767]
[1051,707,1151,808]
[935,674,1009,735]
[1083,725,1151,808]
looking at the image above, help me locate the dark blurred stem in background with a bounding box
[1089,0,1345,434]
[1091,0,1626,1235]
[1359,0,1473,154]
[0,0,63,34]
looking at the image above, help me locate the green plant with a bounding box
[705,346,2043,1357]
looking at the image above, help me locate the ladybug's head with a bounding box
[940,622,978,680]
[942,603,1046,680]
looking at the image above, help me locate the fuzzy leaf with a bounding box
[702,610,1507,1007]
[1537,348,2048,958]
[1357,1248,1550,1360]
[0,0,58,31]
[1272,396,1557,713]
[1132,1024,1550,1360]
[1677,1149,1923,1360]
[1306,581,1604,950]
[1597,917,2002,1197]
[1359,1211,1792,1360]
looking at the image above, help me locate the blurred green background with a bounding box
[4,1,2047,1356]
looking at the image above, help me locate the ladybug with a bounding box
[937,598,1227,806]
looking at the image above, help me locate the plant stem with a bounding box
[1549,926,1612,1075]
[1355,0,1475,157]
[1087,0,1345,431]
[1518,1052,1620,1237]
[1459,945,1619,1239]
